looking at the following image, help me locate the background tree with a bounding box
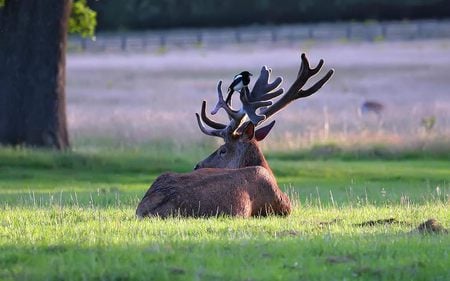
[0,0,95,150]
[87,0,450,30]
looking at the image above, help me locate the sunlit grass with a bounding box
[0,147,449,280]
[1,204,449,280]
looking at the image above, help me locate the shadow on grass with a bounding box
[0,147,197,176]
[1,147,448,208]
[2,176,449,208]
[1,235,449,281]
[0,190,142,208]
[267,141,450,161]
[2,186,448,209]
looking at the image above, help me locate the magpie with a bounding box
[225,71,252,106]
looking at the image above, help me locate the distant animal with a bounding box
[358,100,384,117]
[358,100,384,126]
[224,71,252,106]
[135,53,334,218]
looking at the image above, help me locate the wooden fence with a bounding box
[68,19,450,52]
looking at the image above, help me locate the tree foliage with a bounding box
[87,0,450,30]
[0,0,96,37]
[68,0,96,38]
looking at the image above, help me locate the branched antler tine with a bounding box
[210,81,225,115]
[249,100,272,108]
[298,69,334,98]
[195,113,223,137]
[310,59,324,76]
[295,53,324,90]
[201,101,226,129]
[260,54,334,120]
[242,66,284,125]
[266,76,283,93]
[259,94,290,120]
[256,87,284,101]
[298,53,310,75]
[250,67,270,99]
[243,106,266,124]
[251,66,284,102]
[211,81,243,121]
[240,88,267,125]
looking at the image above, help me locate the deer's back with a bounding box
[136,166,290,218]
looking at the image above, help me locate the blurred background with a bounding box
[63,0,450,157]
[2,0,447,158]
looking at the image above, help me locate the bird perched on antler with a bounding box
[211,67,284,125]
[224,71,252,106]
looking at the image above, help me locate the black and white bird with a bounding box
[225,71,252,106]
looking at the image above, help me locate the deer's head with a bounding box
[194,53,334,170]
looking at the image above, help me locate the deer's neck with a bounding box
[256,156,276,179]
[241,141,276,179]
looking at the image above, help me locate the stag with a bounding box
[358,100,384,118]
[136,54,334,218]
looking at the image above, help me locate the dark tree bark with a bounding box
[0,0,71,149]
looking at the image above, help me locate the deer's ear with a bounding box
[238,121,255,141]
[255,120,275,141]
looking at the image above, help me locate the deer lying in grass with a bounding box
[136,53,334,218]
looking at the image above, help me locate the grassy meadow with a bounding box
[0,147,449,281]
[1,39,450,280]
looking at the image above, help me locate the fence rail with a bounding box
[68,19,450,52]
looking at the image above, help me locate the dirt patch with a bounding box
[354,218,408,227]
[326,255,355,264]
[276,230,301,237]
[354,217,448,234]
[318,218,342,227]
[413,218,448,234]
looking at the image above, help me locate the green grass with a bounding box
[0,147,449,280]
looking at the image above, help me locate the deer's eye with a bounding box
[219,147,227,156]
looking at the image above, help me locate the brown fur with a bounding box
[136,54,334,218]
[415,218,448,234]
[136,167,290,218]
[136,130,291,218]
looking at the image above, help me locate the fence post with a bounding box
[159,33,166,48]
[271,28,277,42]
[80,37,87,51]
[235,30,242,43]
[142,36,148,50]
[381,23,387,39]
[416,22,424,39]
[120,34,127,51]
[196,32,203,45]
[69,20,450,51]
[308,26,314,39]
[346,24,352,40]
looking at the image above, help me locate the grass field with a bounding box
[66,39,450,150]
[1,148,449,280]
[1,38,449,280]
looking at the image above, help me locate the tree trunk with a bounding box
[0,0,71,149]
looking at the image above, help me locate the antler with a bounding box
[240,88,272,124]
[210,81,245,121]
[250,66,284,101]
[196,53,334,139]
[259,53,334,120]
[196,81,246,138]
[240,66,285,124]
